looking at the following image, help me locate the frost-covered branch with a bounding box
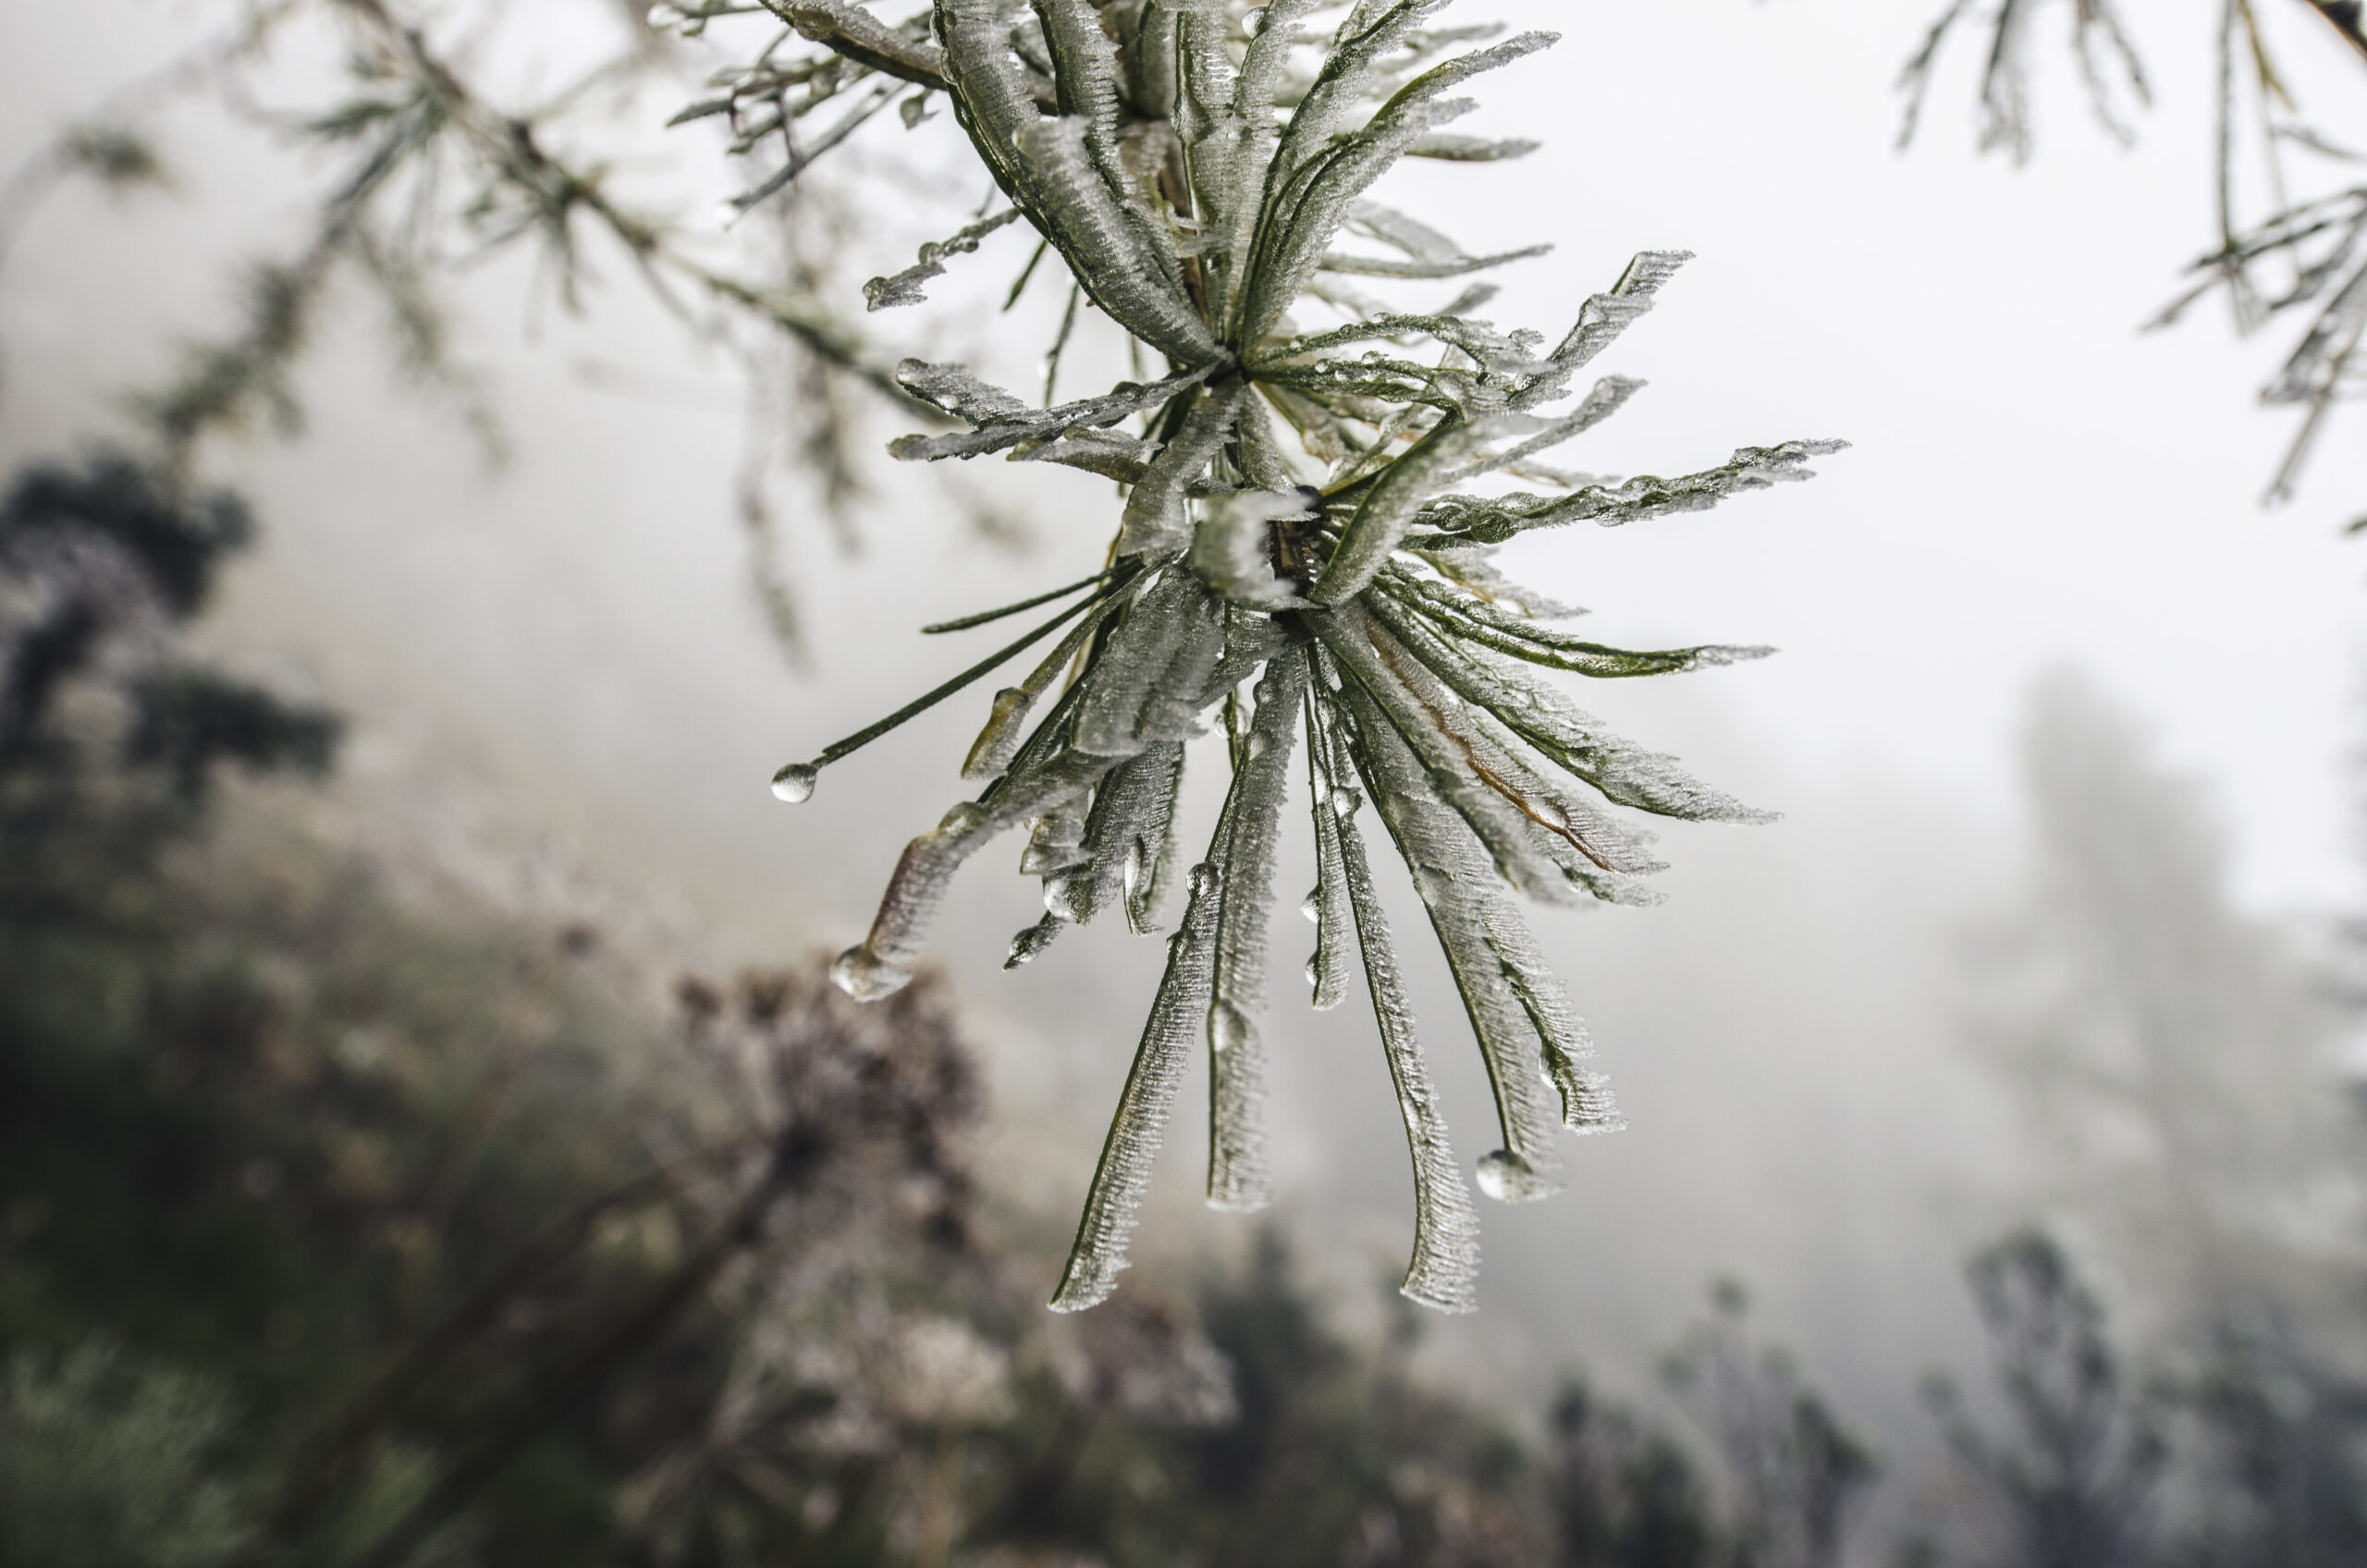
[759,0,1835,1312]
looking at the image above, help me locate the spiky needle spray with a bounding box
[753,0,1841,1312]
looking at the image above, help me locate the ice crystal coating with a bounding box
[762,0,1840,1312]
[1332,771,1481,1310]
[865,207,1027,311]
[1049,844,1231,1312]
[1205,652,1306,1212]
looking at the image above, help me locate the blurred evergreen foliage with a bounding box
[1903,0,2367,508]
[2,439,2365,1568]
[0,447,1817,1567]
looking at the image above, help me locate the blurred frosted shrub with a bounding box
[0,1341,256,1568]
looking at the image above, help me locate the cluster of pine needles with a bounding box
[724,0,1841,1312]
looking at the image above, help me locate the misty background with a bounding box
[4,0,2364,1560]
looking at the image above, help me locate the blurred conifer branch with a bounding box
[0,0,298,276]
[1903,0,2367,510]
[0,0,945,660]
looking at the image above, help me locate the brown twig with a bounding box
[2299,1,2367,64]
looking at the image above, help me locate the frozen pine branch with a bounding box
[760,0,1837,1312]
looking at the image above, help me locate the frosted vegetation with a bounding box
[739,0,1841,1312]
[6,5,2367,1561]
[6,479,2363,1562]
[1904,0,2367,505]
[0,0,1846,1316]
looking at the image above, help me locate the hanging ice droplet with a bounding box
[1007,922,1056,967]
[1304,953,1320,988]
[1300,888,1321,924]
[1209,999,1252,1055]
[645,2,686,26]
[1330,786,1363,818]
[1123,843,1144,900]
[1475,1149,1560,1205]
[1189,862,1220,900]
[770,763,817,803]
[830,945,912,1002]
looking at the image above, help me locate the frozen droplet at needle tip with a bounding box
[771,763,817,803]
[830,946,912,1001]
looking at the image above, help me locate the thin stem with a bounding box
[922,570,1110,633]
[1044,282,1083,406]
[804,569,1134,771]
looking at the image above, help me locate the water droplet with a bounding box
[770,763,817,803]
[829,945,912,1002]
[1123,844,1145,900]
[1300,888,1321,924]
[1304,954,1319,987]
[1209,1000,1252,1055]
[1330,786,1363,818]
[1189,862,1220,900]
[1475,1149,1560,1204]
[645,2,685,26]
